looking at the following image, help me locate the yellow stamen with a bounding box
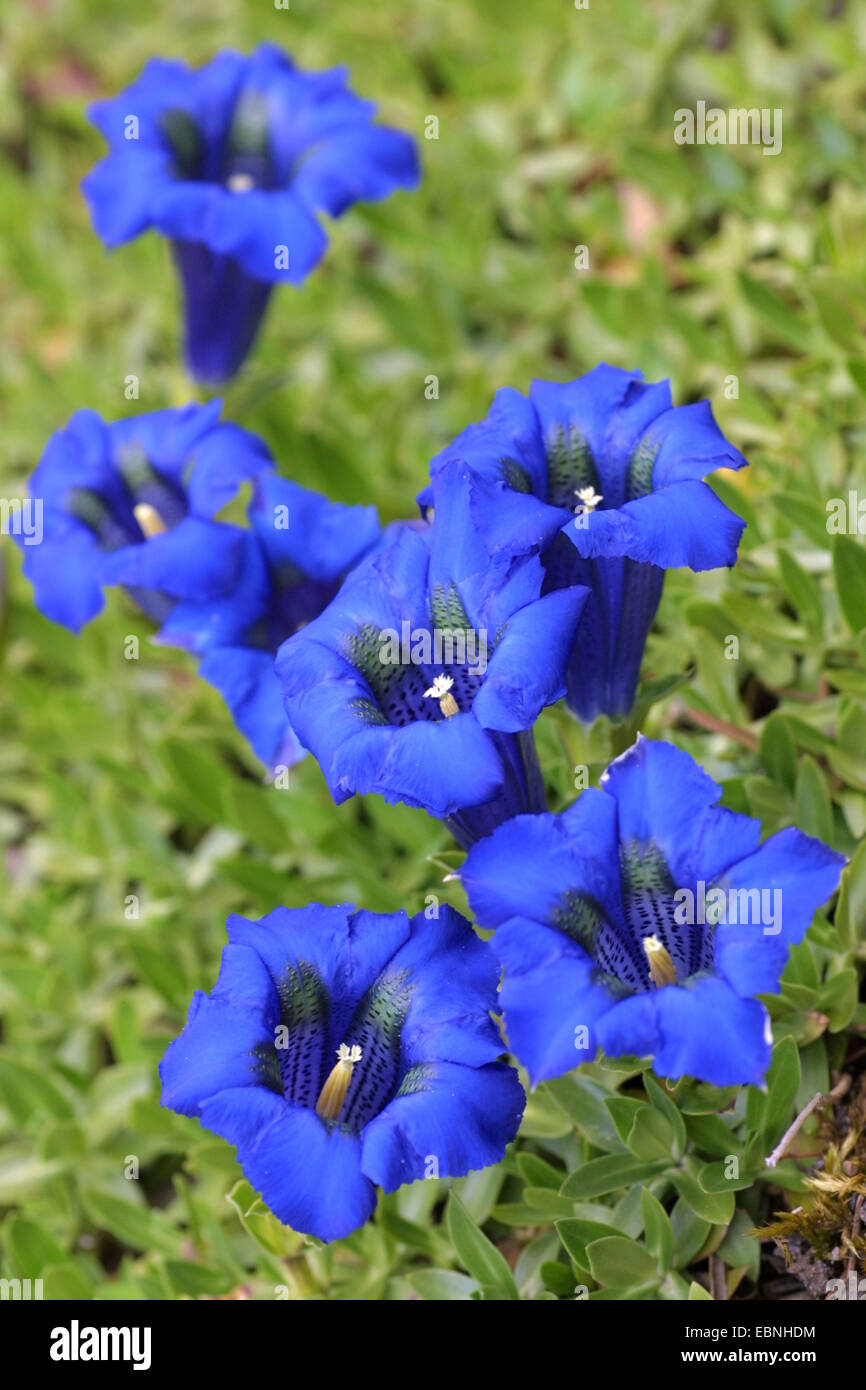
[133,502,167,538]
[643,935,677,988]
[424,673,459,718]
[315,1043,362,1120]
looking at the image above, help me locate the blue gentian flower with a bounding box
[160,473,381,771]
[276,463,589,845]
[83,45,421,382]
[460,736,844,1087]
[419,365,748,723]
[160,902,525,1242]
[21,401,272,632]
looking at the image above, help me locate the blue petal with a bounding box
[392,905,504,1067]
[361,1061,524,1192]
[713,828,845,996]
[472,587,589,732]
[198,645,304,770]
[461,788,622,932]
[566,478,746,571]
[427,385,547,496]
[200,1087,376,1242]
[156,531,270,654]
[22,528,105,631]
[596,974,772,1086]
[495,916,617,1085]
[528,366,650,504]
[323,710,506,817]
[154,184,328,284]
[465,470,568,559]
[644,399,748,487]
[291,124,420,218]
[159,944,279,1117]
[600,737,762,887]
[249,473,380,580]
[101,517,244,601]
[225,904,411,1014]
[184,423,273,517]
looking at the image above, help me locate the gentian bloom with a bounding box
[460,737,844,1086]
[277,463,589,846]
[159,473,381,771]
[21,401,272,632]
[160,902,525,1242]
[419,365,748,723]
[83,45,421,382]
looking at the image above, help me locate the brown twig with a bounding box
[677,705,760,753]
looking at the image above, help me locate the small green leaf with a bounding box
[560,1154,667,1199]
[762,1036,801,1146]
[668,1166,735,1224]
[640,1188,674,1271]
[833,535,866,634]
[446,1193,518,1300]
[407,1269,479,1300]
[585,1235,660,1290]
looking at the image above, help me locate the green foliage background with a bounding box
[1,0,866,1300]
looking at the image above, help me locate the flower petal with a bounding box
[361,1061,524,1192]
[596,974,772,1086]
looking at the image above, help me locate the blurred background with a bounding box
[0,0,865,1299]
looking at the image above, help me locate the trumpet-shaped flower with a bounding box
[21,401,272,632]
[460,737,844,1087]
[419,364,748,723]
[159,473,380,770]
[160,902,525,1242]
[276,463,589,845]
[83,45,420,382]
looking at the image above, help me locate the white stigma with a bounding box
[337,1043,362,1065]
[574,485,603,515]
[226,172,256,194]
[424,673,459,718]
[424,674,454,701]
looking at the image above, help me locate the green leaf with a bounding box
[560,1154,667,1199]
[668,1166,735,1224]
[688,1280,714,1300]
[643,1074,687,1158]
[226,1179,301,1257]
[446,1193,518,1300]
[833,535,866,633]
[543,1073,626,1152]
[795,757,834,845]
[697,1160,757,1194]
[80,1188,182,1257]
[819,968,858,1031]
[556,1216,619,1265]
[165,1260,234,1297]
[717,1210,761,1280]
[835,837,866,951]
[640,1188,674,1271]
[3,1215,65,1277]
[626,1104,675,1161]
[585,1235,660,1290]
[777,548,823,632]
[762,1036,801,1146]
[759,714,797,793]
[407,1269,479,1301]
